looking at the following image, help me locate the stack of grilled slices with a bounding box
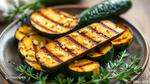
[15,8,133,77]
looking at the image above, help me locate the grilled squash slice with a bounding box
[30,8,77,37]
[15,25,38,41]
[67,59,100,78]
[112,27,133,51]
[36,21,125,73]
[18,35,51,70]
[87,43,114,66]
[87,21,132,62]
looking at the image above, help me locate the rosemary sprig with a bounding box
[53,50,142,84]
[84,51,141,84]
[16,50,142,84]
[16,64,48,84]
[4,0,43,21]
[53,75,74,84]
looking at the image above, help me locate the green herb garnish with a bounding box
[16,64,48,84]
[16,50,141,84]
[5,0,43,21]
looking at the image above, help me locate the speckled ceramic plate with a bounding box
[0,5,149,84]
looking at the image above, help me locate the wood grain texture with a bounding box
[0,23,9,84]
[0,0,150,83]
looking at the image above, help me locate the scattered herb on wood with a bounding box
[16,50,142,84]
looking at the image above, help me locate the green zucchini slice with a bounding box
[87,43,114,66]
[67,59,100,77]
[36,21,125,73]
[15,25,37,41]
[78,0,132,27]
[112,27,133,51]
[18,35,51,70]
[30,8,77,37]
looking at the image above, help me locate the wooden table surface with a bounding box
[0,0,150,83]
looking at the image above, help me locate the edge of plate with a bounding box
[0,19,20,83]
[0,5,149,84]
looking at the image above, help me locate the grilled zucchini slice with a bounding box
[87,43,114,66]
[15,25,37,41]
[18,35,51,70]
[78,0,132,28]
[112,26,133,51]
[31,8,77,38]
[67,59,100,78]
[36,21,125,73]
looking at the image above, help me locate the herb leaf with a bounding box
[16,64,48,83]
[54,75,74,84]
[4,0,43,21]
[16,50,142,84]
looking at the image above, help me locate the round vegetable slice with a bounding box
[18,35,51,70]
[67,59,100,78]
[15,25,38,41]
[30,8,77,37]
[112,28,133,51]
[87,43,114,66]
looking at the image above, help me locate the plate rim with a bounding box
[0,5,149,84]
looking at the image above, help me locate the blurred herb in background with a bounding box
[4,0,80,21]
[5,0,43,21]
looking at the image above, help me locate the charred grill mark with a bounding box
[18,31,29,35]
[88,26,110,40]
[51,8,77,20]
[32,42,44,67]
[97,51,104,55]
[99,22,119,34]
[76,31,98,45]
[38,11,74,28]
[18,31,38,37]
[65,35,88,50]
[26,59,38,64]
[54,40,76,57]
[46,39,51,44]
[31,19,58,34]
[41,47,63,63]
[32,42,37,55]
[74,61,94,68]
